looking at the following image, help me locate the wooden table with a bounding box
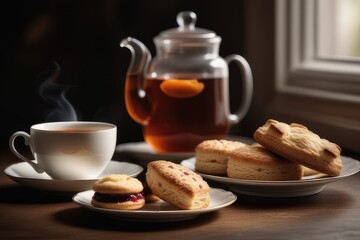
[1,148,360,240]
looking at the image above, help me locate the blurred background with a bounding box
[0,0,255,150]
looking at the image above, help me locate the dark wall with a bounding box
[241,0,275,136]
[0,0,247,149]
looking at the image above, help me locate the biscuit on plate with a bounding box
[195,139,247,175]
[142,180,161,203]
[253,119,342,176]
[302,166,321,176]
[227,145,303,181]
[91,174,145,210]
[146,160,210,210]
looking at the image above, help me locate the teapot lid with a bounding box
[156,11,220,43]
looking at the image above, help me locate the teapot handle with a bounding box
[225,54,253,125]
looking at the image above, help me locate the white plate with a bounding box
[4,161,143,193]
[73,188,237,222]
[115,142,194,166]
[181,156,360,197]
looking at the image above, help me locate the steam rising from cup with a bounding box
[39,62,78,121]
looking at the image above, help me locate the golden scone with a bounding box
[254,119,342,176]
[142,181,161,203]
[302,166,321,176]
[195,139,247,175]
[146,160,210,210]
[91,174,145,210]
[227,145,303,181]
[144,193,161,203]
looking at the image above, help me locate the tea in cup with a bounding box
[9,121,117,180]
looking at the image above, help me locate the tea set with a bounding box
[7,11,253,181]
[5,11,356,222]
[120,11,253,153]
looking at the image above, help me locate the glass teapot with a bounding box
[120,11,253,153]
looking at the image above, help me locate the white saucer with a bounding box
[181,156,360,197]
[4,161,143,193]
[115,142,194,165]
[73,188,236,222]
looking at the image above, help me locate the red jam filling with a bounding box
[93,192,144,203]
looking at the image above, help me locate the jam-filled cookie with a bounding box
[91,174,145,210]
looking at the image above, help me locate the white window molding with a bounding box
[274,0,360,151]
[276,0,360,101]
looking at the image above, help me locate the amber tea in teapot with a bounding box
[121,11,253,153]
[125,74,230,152]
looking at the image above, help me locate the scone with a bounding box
[91,174,145,210]
[142,181,161,203]
[146,160,211,210]
[227,145,303,181]
[254,119,342,176]
[302,166,321,176]
[195,139,247,175]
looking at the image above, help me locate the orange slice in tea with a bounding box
[160,79,205,98]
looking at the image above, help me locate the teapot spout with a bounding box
[120,37,151,77]
[120,37,152,125]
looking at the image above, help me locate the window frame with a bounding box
[273,0,360,151]
[276,0,360,101]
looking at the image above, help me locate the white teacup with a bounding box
[9,121,117,180]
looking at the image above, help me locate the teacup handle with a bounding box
[225,54,253,124]
[9,131,45,173]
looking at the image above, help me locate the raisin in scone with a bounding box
[254,119,342,176]
[227,145,303,181]
[195,139,248,175]
[146,160,210,210]
[91,174,145,210]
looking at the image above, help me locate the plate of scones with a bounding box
[181,119,360,197]
[73,161,237,222]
